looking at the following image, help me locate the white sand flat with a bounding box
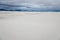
[0,11,60,40]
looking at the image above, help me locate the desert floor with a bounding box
[0,11,60,40]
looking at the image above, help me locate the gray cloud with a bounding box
[0,0,60,11]
[0,0,60,5]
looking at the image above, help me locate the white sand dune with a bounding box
[0,11,60,40]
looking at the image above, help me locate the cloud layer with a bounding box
[0,0,60,11]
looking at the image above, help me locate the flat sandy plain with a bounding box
[0,11,60,40]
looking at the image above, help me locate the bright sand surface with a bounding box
[0,11,60,40]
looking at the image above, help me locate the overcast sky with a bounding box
[0,0,60,5]
[0,0,60,10]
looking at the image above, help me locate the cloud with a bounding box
[0,0,60,5]
[0,3,54,10]
[0,0,60,11]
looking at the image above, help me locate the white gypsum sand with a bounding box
[0,11,60,40]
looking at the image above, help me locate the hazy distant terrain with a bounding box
[0,12,60,40]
